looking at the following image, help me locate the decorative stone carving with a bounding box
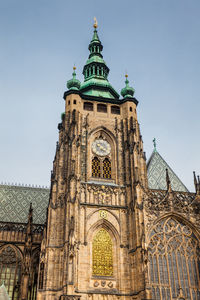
[144,189,200,229]
[80,183,126,206]
[93,281,99,287]
[101,280,106,287]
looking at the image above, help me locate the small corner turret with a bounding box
[121,74,135,99]
[67,66,81,91]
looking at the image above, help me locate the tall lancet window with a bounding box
[92,157,101,178]
[148,217,200,300]
[0,246,22,300]
[103,158,111,179]
[92,229,113,277]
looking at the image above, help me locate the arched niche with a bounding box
[147,216,200,300]
[88,127,117,183]
[92,229,113,277]
[86,219,120,286]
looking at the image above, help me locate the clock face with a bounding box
[92,139,111,156]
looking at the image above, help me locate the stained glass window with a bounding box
[0,246,21,300]
[103,158,111,179]
[92,157,101,178]
[92,229,113,276]
[148,217,200,300]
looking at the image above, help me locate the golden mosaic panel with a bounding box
[92,229,113,277]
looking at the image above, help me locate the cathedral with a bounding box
[0,21,200,300]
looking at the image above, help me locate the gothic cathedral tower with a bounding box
[37,22,151,300]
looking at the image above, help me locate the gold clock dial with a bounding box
[92,139,111,156]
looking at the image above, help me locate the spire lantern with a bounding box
[80,20,119,99]
[67,66,81,91]
[121,74,135,99]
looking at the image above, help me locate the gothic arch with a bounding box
[0,244,23,260]
[86,208,120,225]
[0,244,22,300]
[88,127,117,182]
[87,218,120,244]
[88,126,116,142]
[147,212,200,241]
[147,215,200,300]
[86,219,120,283]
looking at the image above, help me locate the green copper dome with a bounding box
[67,67,81,91]
[121,75,135,99]
[80,23,119,99]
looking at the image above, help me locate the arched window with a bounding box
[148,217,200,300]
[103,158,111,179]
[92,157,101,178]
[0,246,22,300]
[92,229,113,276]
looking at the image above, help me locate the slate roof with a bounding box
[0,150,189,225]
[147,150,189,192]
[0,184,49,224]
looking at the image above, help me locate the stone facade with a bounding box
[36,89,150,300]
[0,25,200,300]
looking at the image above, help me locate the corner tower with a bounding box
[37,22,150,300]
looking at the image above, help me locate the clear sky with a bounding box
[0,0,199,191]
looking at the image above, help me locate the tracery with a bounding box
[0,246,21,300]
[92,228,113,276]
[148,217,200,300]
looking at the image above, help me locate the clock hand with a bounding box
[100,145,107,152]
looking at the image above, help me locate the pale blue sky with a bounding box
[0,0,199,191]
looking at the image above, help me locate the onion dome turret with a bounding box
[67,66,81,91]
[121,74,135,99]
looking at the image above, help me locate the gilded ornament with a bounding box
[92,229,113,276]
[99,210,107,219]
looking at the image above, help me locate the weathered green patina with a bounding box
[64,23,138,104]
[67,66,81,91]
[80,26,119,99]
[121,75,135,99]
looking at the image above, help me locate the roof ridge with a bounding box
[0,182,49,189]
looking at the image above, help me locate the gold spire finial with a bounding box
[93,17,98,29]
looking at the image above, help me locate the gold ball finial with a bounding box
[73,66,76,71]
[93,17,98,29]
[125,73,128,78]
